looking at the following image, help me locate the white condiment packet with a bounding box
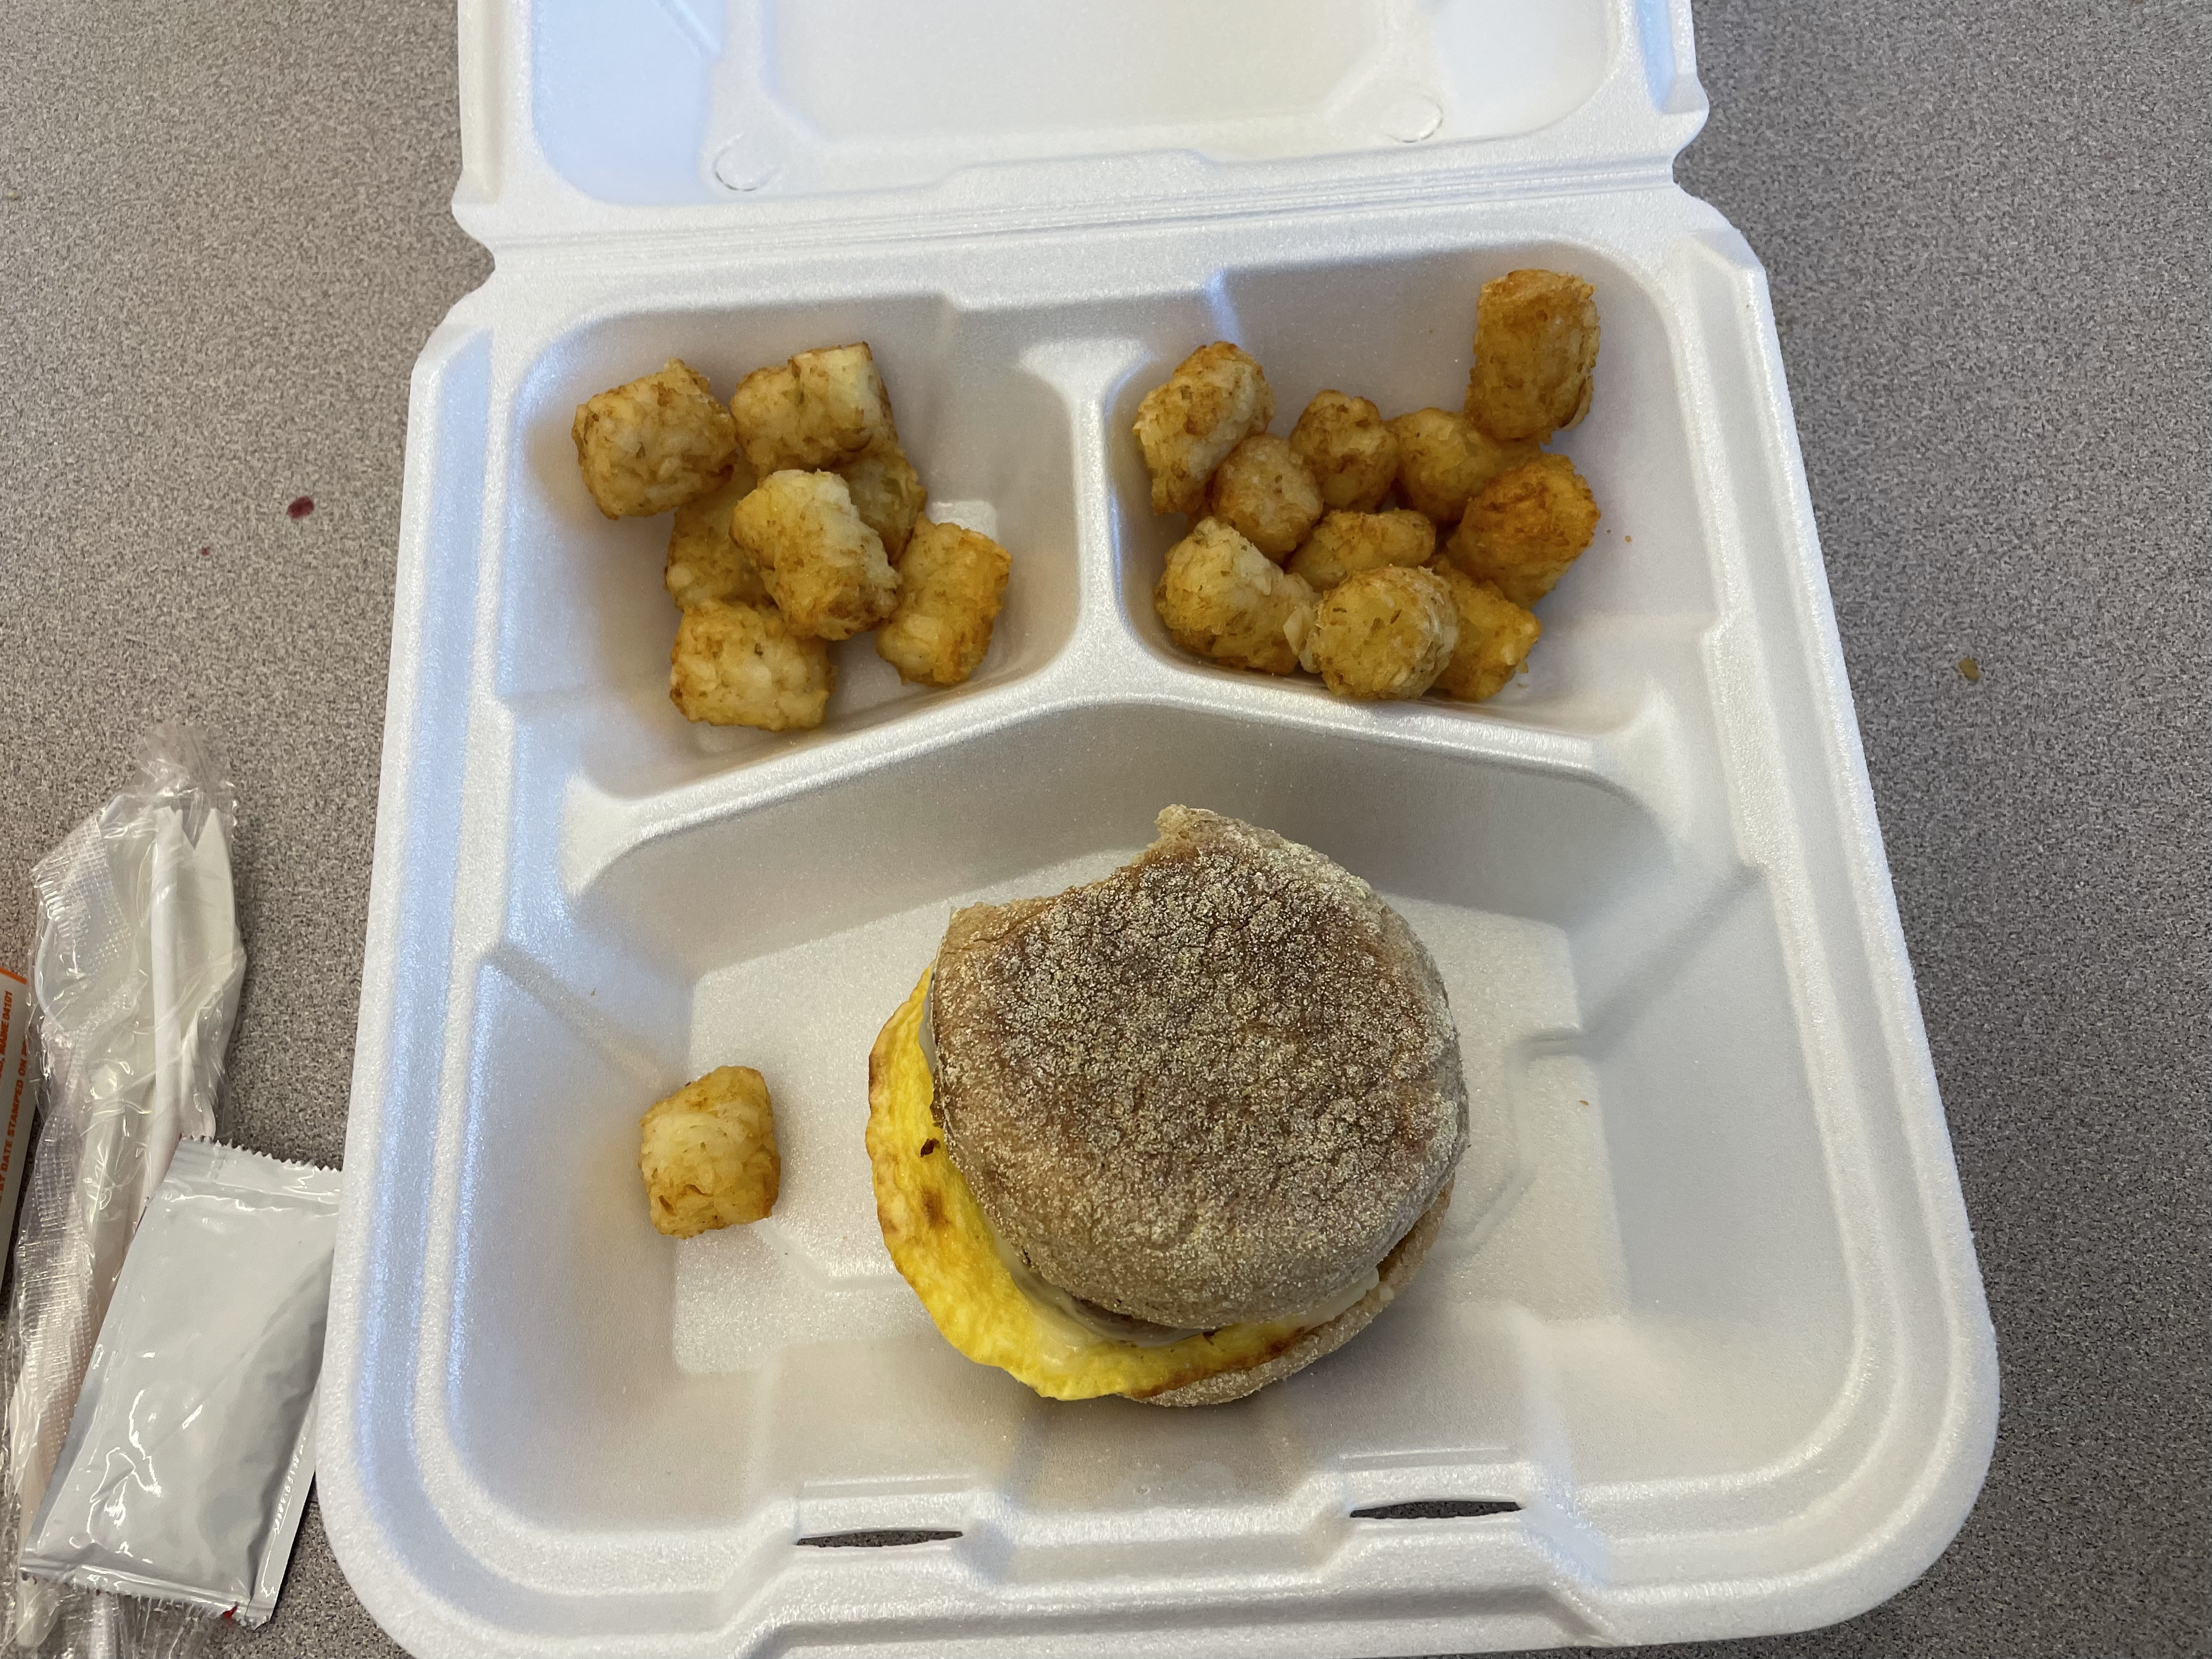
[18,1140,340,1627]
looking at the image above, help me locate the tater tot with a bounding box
[1289,391,1399,513]
[668,601,833,730]
[876,518,1011,687]
[837,442,927,561]
[731,470,898,640]
[1465,269,1600,443]
[1299,566,1459,701]
[1443,453,1600,608]
[735,344,905,476]
[1389,407,1537,525]
[1430,563,1542,702]
[793,343,898,461]
[1154,517,1316,675]
[639,1065,781,1237]
[730,364,817,475]
[571,358,739,518]
[664,459,765,611]
[1286,508,1436,591]
[1132,342,1275,516]
[1206,433,1323,560]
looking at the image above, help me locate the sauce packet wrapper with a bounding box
[18,1141,340,1626]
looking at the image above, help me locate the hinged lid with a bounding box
[459,0,1705,254]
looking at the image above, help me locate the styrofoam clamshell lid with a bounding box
[465,0,1705,247]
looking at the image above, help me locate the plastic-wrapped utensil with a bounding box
[0,726,245,1655]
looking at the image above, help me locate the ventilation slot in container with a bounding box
[796,1528,963,1549]
[1350,1499,1520,1521]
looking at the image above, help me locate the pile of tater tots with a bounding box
[1136,269,1602,703]
[572,343,1010,732]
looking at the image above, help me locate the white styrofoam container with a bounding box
[323,3,1998,1654]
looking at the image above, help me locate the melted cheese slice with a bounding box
[866,970,1369,1401]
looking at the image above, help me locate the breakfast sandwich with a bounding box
[867,806,1466,1405]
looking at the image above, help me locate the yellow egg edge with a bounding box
[866,969,1323,1402]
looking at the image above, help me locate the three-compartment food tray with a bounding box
[322,2,1998,1654]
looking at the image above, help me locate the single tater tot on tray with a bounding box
[1465,269,1600,444]
[1206,433,1323,560]
[876,518,1011,687]
[664,459,766,611]
[1289,391,1398,513]
[1443,453,1600,609]
[793,343,898,461]
[571,358,739,519]
[731,469,898,640]
[1154,517,1316,676]
[1389,407,1536,526]
[639,1065,781,1238]
[1299,565,1458,701]
[669,601,833,731]
[1132,343,1274,516]
[1286,508,1436,592]
[1430,563,1542,703]
[837,442,927,561]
